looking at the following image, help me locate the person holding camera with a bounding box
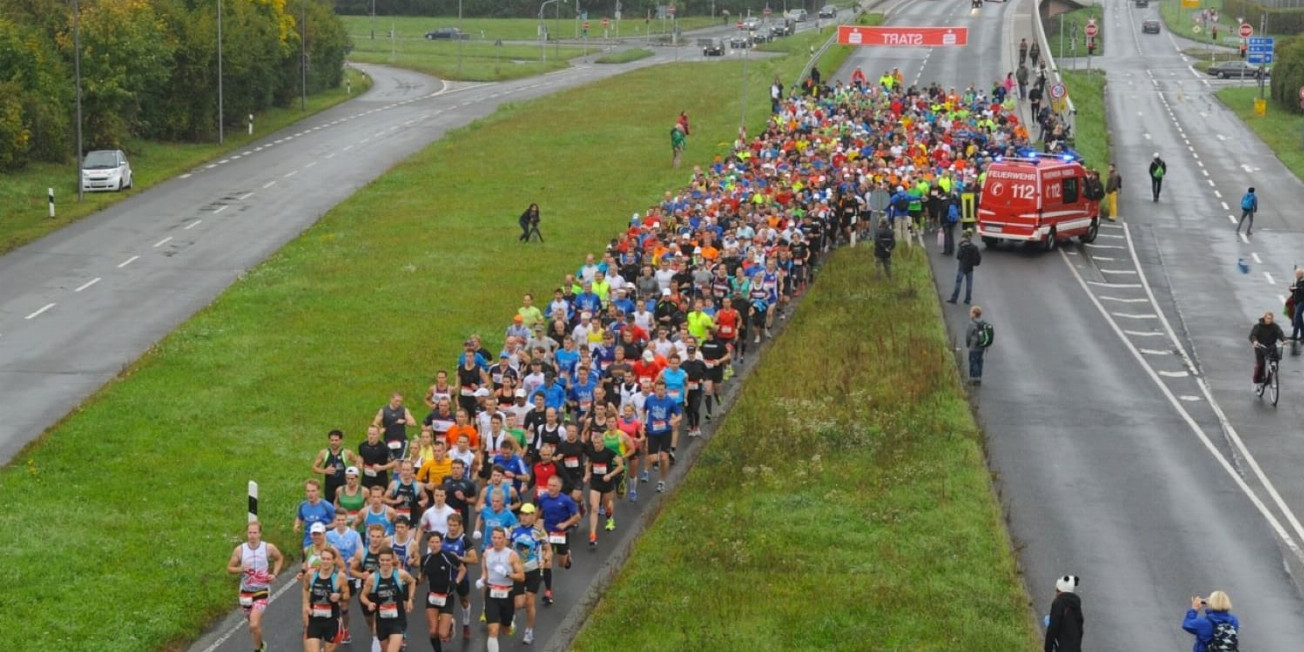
[1183,591,1240,652]
[519,203,542,243]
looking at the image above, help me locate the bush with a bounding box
[1224,0,1304,35]
[1269,35,1304,115]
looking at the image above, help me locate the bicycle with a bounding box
[1255,342,1283,406]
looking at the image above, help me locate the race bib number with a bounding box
[580,400,592,412]
[238,592,254,607]
[460,388,474,397]
[668,390,681,401]
[687,381,700,390]
[490,585,511,599]
[564,456,580,468]
[311,603,333,618]
[548,533,567,544]
[427,592,448,607]
[652,420,667,431]
[379,604,399,619]
[396,508,411,520]
[387,440,403,451]
[720,324,734,335]
[592,463,609,476]
[364,467,378,477]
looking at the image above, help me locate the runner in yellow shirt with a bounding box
[686,298,715,342]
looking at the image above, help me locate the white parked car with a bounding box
[82,149,133,192]
[787,8,809,21]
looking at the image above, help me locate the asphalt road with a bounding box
[856,0,1304,646]
[0,55,700,465]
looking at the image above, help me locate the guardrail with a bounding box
[1034,0,1078,137]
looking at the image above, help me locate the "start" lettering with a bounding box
[879,32,924,46]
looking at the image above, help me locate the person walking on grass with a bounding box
[873,217,895,278]
[948,231,981,305]
[670,123,686,169]
[1237,187,1258,236]
[965,305,993,385]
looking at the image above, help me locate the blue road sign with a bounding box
[1248,53,1273,65]
[1247,36,1273,47]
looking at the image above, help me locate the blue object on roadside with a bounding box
[1238,258,1250,274]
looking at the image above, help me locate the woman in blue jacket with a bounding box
[1182,591,1240,652]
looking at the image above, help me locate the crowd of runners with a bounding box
[226,65,1041,652]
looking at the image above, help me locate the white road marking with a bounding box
[1113,312,1159,319]
[239,192,254,200]
[1124,330,1165,337]
[25,303,55,320]
[1221,201,1229,210]
[1092,256,1117,261]
[304,162,317,169]
[1086,244,1124,250]
[1088,281,1142,288]
[1141,348,1171,355]
[1252,253,1262,264]
[1197,160,1205,167]
[214,206,228,214]
[342,145,353,152]
[154,236,173,248]
[219,159,230,165]
[1217,134,1227,141]
[1240,233,1250,244]
[1228,215,1238,224]
[118,255,139,268]
[262,181,277,189]
[1096,234,1125,239]
[243,151,252,156]
[284,170,297,179]
[1159,370,1191,377]
[1202,169,1210,177]
[1101,296,1149,303]
[1144,133,1152,140]
[185,220,202,230]
[180,173,192,179]
[1180,394,1202,401]
[1265,272,1276,285]
[325,153,336,159]
[1213,190,1222,198]
[74,278,100,292]
[205,164,217,169]
[1207,180,1215,187]
[1100,269,1138,275]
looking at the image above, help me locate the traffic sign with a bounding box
[1249,53,1273,65]
[1247,36,1274,54]
[837,25,970,47]
[1239,22,1253,38]
[601,17,610,27]
[736,20,744,29]
[1048,82,1066,100]
[763,6,772,15]
[1084,21,1098,37]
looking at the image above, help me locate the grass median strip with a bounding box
[0,43,827,652]
[1061,70,1111,169]
[0,67,371,255]
[1217,86,1304,182]
[570,246,1036,651]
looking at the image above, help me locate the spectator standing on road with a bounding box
[873,218,895,278]
[965,305,991,385]
[1030,40,1041,66]
[1019,37,1029,64]
[948,231,981,305]
[1105,163,1122,221]
[1045,575,1084,652]
[1236,187,1258,236]
[670,123,686,169]
[1289,268,1304,342]
[1149,153,1167,202]
[1183,591,1240,652]
[1016,63,1029,100]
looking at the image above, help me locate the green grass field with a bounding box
[346,32,586,81]
[1062,70,1111,170]
[1217,86,1304,181]
[1160,0,1248,44]
[570,247,1037,652]
[0,67,371,255]
[595,47,654,63]
[1045,5,1104,60]
[339,14,719,43]
[0,32,853,652]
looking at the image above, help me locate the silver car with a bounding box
[82,149,133,192]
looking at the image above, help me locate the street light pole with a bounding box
[217,0,224,144]
[457,0,463,76]
[73,0,84,202]
[539,0,559,65]
[300,0,307,111]
[370,0,375,40]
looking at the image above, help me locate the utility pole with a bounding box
[370,0,375,39]
[300,0,307,110]
[73,0,84,202]
[217,0,224,144]
[457,0,464,76]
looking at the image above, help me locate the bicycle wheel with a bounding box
[1270,364,1280,406]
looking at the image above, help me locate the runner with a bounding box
[440,459,478,530]
[225,520,284,652]
[361,484,397,545]
[439,514,479,640]
[333,466,367,529]
[475,465,522,515]
[681,344,708,437]
[536,475,580,605]
[348,523,390,650]
[510,503,550,644]
[326,512,363,644]
[373,392,417,460]
[474,492,520,551]
[358,425,396,491]
[295,479,337,549]
[643,381,682,493]
[418,485,458,540]
[390,516,420,573]
[419,530,466,652]
[359,547,416,652]
[416,438,454,494]
[302,547,348,652]
[699,331,732,421]
[299,522,344,578]
[555,422,588,507]
[615,403,645,502]
[479,527,526,652]
[584,429,625,546]
[312,429,359,503]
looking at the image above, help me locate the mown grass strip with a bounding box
[1218,85,1304,181]
[338,14,720,43]
[1044,5,1104,60]
[1061,69,1111,169]
[0,68,371,255]
[0,41,825,652]
[346,31,586,81]
[595,47,654,64]
[571,247,1037,652]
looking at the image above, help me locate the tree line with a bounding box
[331,0,825,18]
[0,0,350,171]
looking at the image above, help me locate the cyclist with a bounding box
[1250,311,1286,387]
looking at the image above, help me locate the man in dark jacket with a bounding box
[1045,575,1084,652]
[1149,152,1167,202]
[947,231,981,304]
[1250,311,1286,385]
[873,218,895,278]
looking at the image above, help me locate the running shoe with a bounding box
[543,589,554,605]
[342,630,352,644]
[628,489,638,502]
[480,611,487,623]
[640,470,649,483]
[463,625,471,640]
[524,629,535,645]
[605,517,615,531]
[563,555,572,569]
[669,450,676,465]
[589,533,597,546]
[598,506,606,518]
[657,481,666,493]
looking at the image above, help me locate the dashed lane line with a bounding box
[185,220,202,230]
[25,303,55,320]
[117,255,139,268]
[214,206,228,214]
[153,236,173,248]
[262,181,277,189]
[74,277,101,292]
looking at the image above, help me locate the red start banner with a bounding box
[836,25,970,47]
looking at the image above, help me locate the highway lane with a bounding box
[0,55,694,465]
[830,0,1304,645]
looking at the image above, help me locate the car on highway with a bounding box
[787,8,809,21]
[1207,60,1270,79]
[742,17,761,30]
[770,18,796,37]
[424,27,469,40]
[81,149,133,192]
[1141,19,1160,34]
[818,5,838,18]
[977,154,1101,250]
[729,34,750,48]
[701,37,725,56]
